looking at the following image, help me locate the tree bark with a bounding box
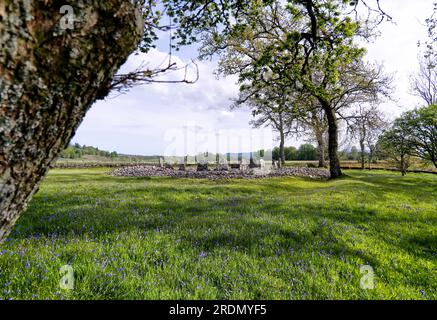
[359,139,366,170]
[400,155,406,176]
[0,1,143,243]
[368,151,373,170]
[279,130,285,167]
[320,101,342,179]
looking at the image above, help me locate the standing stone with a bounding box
[240,158,249,171]
[178,156,187,171]
[216,157,229,171]
[249,152,256,168]
[273,161,279,170]
[238,153,243,164]
[159,157,164,168]
[197,163,208,171]
[260,159,266,170]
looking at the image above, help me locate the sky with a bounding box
[71,0,434,156]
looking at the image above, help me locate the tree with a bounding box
[297,144,317,161]
[410,55,437,106]
[273,145,299,161]
[234,84,300,167]
[422,2,437,62]
[248,103,296,167]
[301,108,329,167]
[261,3,389,179]
[347,105,387,169]
[284,146,298,161]
[203,2,392,178]
[412,2,437,106]
[378,121,415,176]
[400,105,437,168]
[365,117,388,170]
[348,146,359,161]
[200,3,302,167]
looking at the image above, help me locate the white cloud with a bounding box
[73,49,251,155]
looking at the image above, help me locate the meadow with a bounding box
[0,168,435,300]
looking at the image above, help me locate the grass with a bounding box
[0,168,436,300]
[284,160,437,172]
[55,155,160,168]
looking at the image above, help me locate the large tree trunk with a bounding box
[320,101,342,179]
[0,1,143,243]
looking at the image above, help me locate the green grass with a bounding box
[0,168,436,300]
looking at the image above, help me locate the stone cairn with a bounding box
[160,153,276,173]
[113,152,330,179]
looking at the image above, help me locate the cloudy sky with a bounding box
[71,0,433,156]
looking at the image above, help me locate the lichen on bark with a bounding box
[0,0,143,242]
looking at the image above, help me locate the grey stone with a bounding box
[197,163,208,172]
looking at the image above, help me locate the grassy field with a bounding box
[0,168,436,300]
[55,155,160,168]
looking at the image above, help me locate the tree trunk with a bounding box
[320,101,342,179]
[279,130,285,167]
[368,153,373,170]
[400,155,406,176]
[431,155,437,169]
[0,1,143,243]
[359,139,365,170]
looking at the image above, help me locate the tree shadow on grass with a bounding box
[7,171,435,297]
[14,172,436,238]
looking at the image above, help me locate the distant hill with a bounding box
[58,144,160,164]
[60,143,119,159]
